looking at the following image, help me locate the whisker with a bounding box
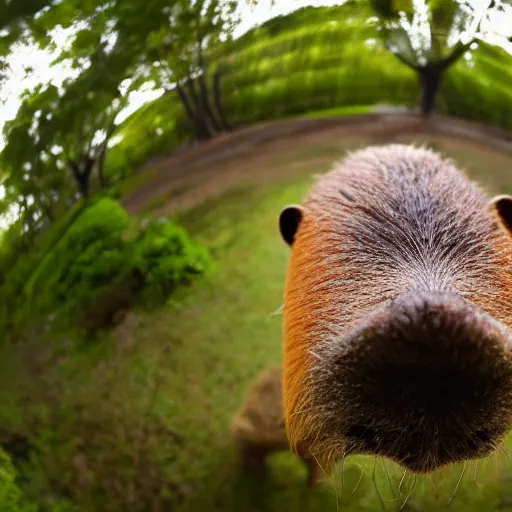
[398,475,417,512]
[428,473,437,498]
[448,462,467,504]
[351,462,365,494]
[270,304,284,316]
[398,469,407,495]
[339,452,346,495]
[382,459,398,500]
[372,457,386,512]
[473,460,481,488]
[311,451,339,512]
[497,443,511,464]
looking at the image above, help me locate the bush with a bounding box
[134,219,213,301]
[0,197,131,335]
[0,200,213,334]
[21,197,130,319]
[0,448,74,511]
[0,448,35,512]
[58,234,132,310]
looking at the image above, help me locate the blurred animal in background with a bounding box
[230,365,323,486]
[279,144,512,478]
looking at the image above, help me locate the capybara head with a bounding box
[279,144,512,474]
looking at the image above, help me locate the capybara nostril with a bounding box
[280,144,512,475]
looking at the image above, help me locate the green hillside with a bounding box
[105,5,512,182]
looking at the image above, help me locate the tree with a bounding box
[134,0,238,139]
[369,0,508,116]
[0,0,55,86]
[1,84,69,237]
[35,0,241,141]
[2,43,134,206]
[54,50,134,197]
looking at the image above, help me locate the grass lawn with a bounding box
[1,135,512,511]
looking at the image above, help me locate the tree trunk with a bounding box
[197,72,221,132]
[213,67,232,131]
[418,66,443,117]
[39,199,54,223]
[185,78,216,138]
[195,30,221,136]
[69,159,94,199]
[184,77,200,109]
[97,146,107,189]
[176,82,211,141]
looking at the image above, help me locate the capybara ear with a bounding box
[491,195,512,234]
[279,205,304,246]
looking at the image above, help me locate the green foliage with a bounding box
[33,201,87,257]
[0,84,70,233]
[0,198,130,334]
[105,94,189,182]
[0,201,87,332]
[230,4,363,52]
[0,197,212,334]
[0,448,35,512]
[0,447,74,512]
[22,197,130,316]
[367,0,508,69]
[60,235,130,307]
[134,219,214,299]
[0,0,53,60]
[106,3,512,180]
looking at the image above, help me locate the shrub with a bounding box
[134,218,213,300]
[58,235,132,310]
[22,197,130,318]
[1,202,212,334]
[1,199,213,334]
[0,448,35,512]
[0,198,131,335]
[0,448,77,512]
[0,448,74,511]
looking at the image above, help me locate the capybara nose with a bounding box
[338,291,512,472]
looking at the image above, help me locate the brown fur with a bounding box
[230,365,323,486]
[281,144,512,475]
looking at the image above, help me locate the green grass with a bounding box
[300,105,372,118]
[107,166,161,199]
[1,136,512,511]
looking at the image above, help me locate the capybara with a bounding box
[230,365,323,485]
[278,144,512,476]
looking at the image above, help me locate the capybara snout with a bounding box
[323,289,512,472]
[279,144,512,475]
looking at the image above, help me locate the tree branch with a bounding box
[440,40,474,69]
[385,41,419,70]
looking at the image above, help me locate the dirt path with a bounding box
[122,113,512,216]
